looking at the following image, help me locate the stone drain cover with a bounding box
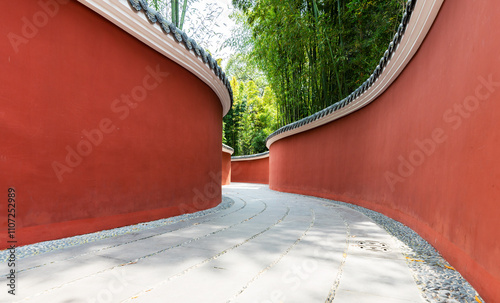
[355,240,390,252]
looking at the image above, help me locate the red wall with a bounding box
[232,158,269,184]
[0,0,223,248]
[222,151,231,185]
[269,0,500,301]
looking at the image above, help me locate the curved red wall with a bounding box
[269,0,500,301]
[222,151,231,185]
[232,158,269,184]
[0,0,223,248]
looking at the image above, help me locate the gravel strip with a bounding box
[312,196,484,303]
[0,197,234,262]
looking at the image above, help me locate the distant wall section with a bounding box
[231,152,269,185]
[222,144,234,185]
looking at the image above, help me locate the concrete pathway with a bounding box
[3,184,425,303]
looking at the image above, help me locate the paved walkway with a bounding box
[4,184,425,302]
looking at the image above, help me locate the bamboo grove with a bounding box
[146,0,406,155]
[232,0,406,127]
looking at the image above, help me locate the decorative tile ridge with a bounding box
[265,0,444,148]
[222,143,234,155]
[126,0,233,107]
[231,151,269,161]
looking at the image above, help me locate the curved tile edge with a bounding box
[231,151,269,161]
[77,0,233,116]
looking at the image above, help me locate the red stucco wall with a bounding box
[269,0,500,301]
[222,151,231,185]
[0,0,223,248]
[232,158,269,185]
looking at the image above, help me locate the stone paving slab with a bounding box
[0,183,428,303]
[338,255,423,301]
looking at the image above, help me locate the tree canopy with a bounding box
[147,0,406,155]
[231,0,405,126]
[223,77,277,155]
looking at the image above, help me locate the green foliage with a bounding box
[225,53,267,92]
[148,0,195,29]
[232,0,405,127]
[223,77,277,155]
[223,44,278,155]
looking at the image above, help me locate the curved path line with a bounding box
[8,184,427,303]
[14,197,248,274]
[227,209,316,302]
[121,205,291,302]
[324,207,350,302]
[15,197,269,302]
